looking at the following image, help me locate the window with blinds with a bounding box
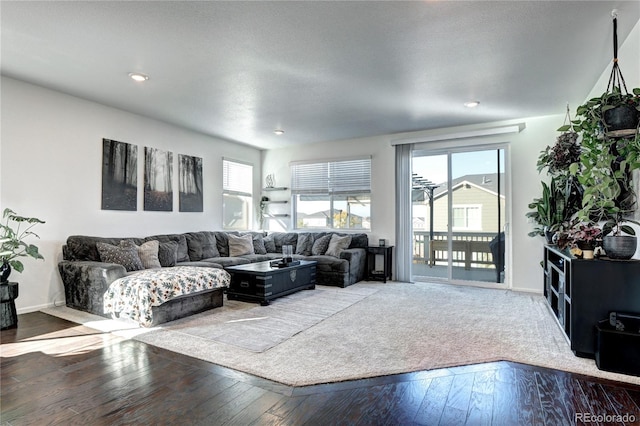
[291,158,371,230]
[223,159,253,230]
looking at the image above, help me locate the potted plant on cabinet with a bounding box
[567,223,602,259]
[0,208,45,282]
[571,111,640,259]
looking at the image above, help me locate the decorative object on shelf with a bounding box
[378,239,385,247]
[265,173,275,188]
[0,208,45,283]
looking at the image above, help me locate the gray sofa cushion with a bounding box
[311,235,331,255]
[65,235,145,262]
[145,234,190,263]
[185,231,220,261]
[296,233,314,256]
[201,256,252,267]
[250,233,267,254]
[158,241,179,267]
[214,231,239,257]
[263,235,277,253]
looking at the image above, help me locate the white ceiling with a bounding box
[2,1,639,150]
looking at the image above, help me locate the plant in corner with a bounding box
[572,105,640,259]
[0,208,45,282]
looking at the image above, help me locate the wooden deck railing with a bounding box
[413,231,497,269]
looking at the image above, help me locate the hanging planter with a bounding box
[600,12,640,137]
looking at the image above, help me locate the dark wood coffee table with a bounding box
[225,260,317,305]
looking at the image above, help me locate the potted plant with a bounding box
[526,178,577,242]
[0,208,45,282]
[567,223,602,259]
[571,116,640,259]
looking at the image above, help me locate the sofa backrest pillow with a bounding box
[185,231,220,261]
[263,235,277,253]
[228,234,255,257]
[311,235,332,256]
[325,234,352,258]
[145,234,190,263]
[296,233,314,256]
[157,241,179,267]
[96,240,144,272]
[65,235,144,261]
[137,240,161,269]
[249,233,267,255]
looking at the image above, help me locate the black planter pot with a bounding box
[0,261,11,283]
[603,105,639,134]
[603,235,637,260]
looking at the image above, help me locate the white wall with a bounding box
[263,116,561,293]
[1,77,261,312]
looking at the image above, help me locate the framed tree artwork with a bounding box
[144,147,173,211]
[102,138,138,210]
[179,154,204,212]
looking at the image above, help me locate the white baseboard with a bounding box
[17,302,62,315]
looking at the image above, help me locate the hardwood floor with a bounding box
[2,312,639,425]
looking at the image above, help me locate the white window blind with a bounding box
[291,158,371,194]
[223,159,252,196]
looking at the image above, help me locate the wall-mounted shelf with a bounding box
[262,200,288,204]
[262,187,288,191]
[264,213,290,218]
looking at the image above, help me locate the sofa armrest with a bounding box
[58,260,127,316]
[340,248,367,284]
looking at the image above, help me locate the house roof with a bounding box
[2,2,639,149]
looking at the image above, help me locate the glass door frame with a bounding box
[411,142,511,289]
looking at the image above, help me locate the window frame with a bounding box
[222,158,253,231]
[291,157,371,231]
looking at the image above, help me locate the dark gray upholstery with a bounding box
[59,230,369,320]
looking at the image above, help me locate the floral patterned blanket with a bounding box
[104,266,230,327]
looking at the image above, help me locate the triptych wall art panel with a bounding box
[101,138,203,212]
[101,139,138,211]
[179,154,204,212]
[144,147,173,211]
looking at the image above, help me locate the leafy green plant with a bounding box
[0,208,45,273]
[526,177,579,237]
[571,87,640,237]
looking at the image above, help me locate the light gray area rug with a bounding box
[43,282,640,387]
[158,287,378,352]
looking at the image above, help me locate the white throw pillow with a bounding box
[137,240,161,269]
[228,234,255,257]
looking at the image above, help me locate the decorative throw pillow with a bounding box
[96,240,144,272]
[137,240,161,269]
[228,234,255,257]
[263,235,277,253]
[295,233,314,256]
[311,235,332,256]
[158,241,179,267]
[185,232,219,261]
[325,234,352,258]
[252,234,267,255]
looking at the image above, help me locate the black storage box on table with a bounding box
[595,312,640,376]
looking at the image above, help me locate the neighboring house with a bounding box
[413,173,506,234]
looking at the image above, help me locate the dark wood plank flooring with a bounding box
[2,312,640,425]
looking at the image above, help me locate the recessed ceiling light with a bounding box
[128,72,149,82]
[274,129,285,135]
[464,101,480,108]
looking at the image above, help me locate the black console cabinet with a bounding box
[544,245,640,357]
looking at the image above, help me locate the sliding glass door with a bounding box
[412,146,507,285]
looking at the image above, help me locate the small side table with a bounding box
[1,281,19,330]
[367,246,393,283]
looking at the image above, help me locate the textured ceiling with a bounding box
[2,1,639,149]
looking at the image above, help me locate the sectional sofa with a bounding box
[58,230,368,323]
